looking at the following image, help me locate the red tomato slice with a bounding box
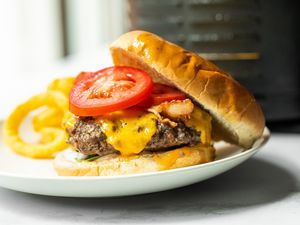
[75,71,92,84]
[138,83,186,107]
[69,66,153,116]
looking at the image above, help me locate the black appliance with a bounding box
[128,0,300,132]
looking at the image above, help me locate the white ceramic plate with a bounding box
[0,121,270,197]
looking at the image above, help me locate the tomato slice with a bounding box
[69,66,153,116]
[75,71,92,84]
[138,83,186,107]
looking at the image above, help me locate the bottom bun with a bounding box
[53,145,215,176]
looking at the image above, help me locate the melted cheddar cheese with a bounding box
[153,143,214,170]
[62,112,77,130]
[185,106,212,145]
[153,147,191,170]
[63,105,212,159]
[96,109,157,156]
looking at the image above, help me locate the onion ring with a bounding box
[3,91,69,158]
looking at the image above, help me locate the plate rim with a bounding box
[0,127,270,181]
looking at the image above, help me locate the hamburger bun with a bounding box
[54,146,215,176]
[110,30,265,148]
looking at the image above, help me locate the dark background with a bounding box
[125,0,300,132]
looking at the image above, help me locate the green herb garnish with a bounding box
[85,155,101,162]
[75,154,100,162]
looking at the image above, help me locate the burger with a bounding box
[53,30,265,176]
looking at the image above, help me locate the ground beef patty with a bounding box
[67,117,201,156]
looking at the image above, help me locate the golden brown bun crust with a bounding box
[54,146,215,176]
[110,30,265,148]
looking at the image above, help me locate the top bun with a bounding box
[110,30,265,148]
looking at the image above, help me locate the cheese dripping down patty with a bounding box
[184,107,212,144]
[96,109,157,156]
[64,102,212,156]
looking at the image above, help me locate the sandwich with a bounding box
[53,30,265,176]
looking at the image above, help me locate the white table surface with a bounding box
[1,48,299,225]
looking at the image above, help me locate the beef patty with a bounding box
[67,117,201,156]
